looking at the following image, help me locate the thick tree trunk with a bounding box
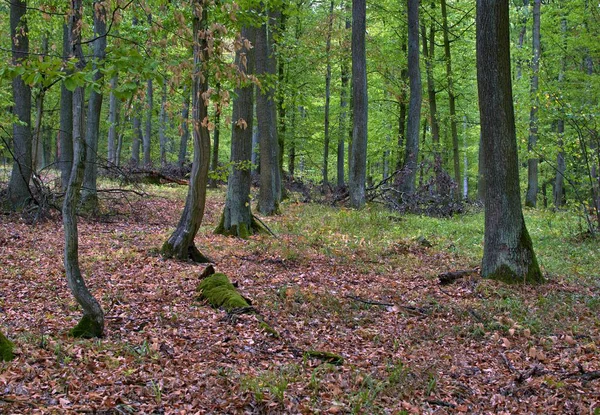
[525,0,541,207]
[63,0,104,338]
[323,0,335,188]
[216,26,264,238]
[398,0,421,197]
[8,0,32,210]
[81,1,107,212]
[256,7,282,216]
[143,78,154,166]
[476,0,543,284]
[161,1,211,262]
[107,76,119,165]
[441,0,461,198]
[178,86,191,169]
[59,24,73,191]
[349,0,368,209]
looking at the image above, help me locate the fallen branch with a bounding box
[563,363,600,382]
[345,295,427,315]
[438,269,478,285]
[516,365,546,383]
[426,400,456,409]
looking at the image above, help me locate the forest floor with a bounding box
[0,182,599,414]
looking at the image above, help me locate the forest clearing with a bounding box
[0,182,598,414]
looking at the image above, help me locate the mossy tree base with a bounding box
[214,213,268,239]
[70,314,104,338]
[161,241,210,263]
[197,273,251,311]
[0,331,15,361]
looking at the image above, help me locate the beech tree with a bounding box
[161,0,211,262]
[476,0,543,284]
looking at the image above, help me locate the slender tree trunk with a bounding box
[215,26,263,238]
[32,34,49,172]
[161,0,211,262]
[107,76,119,165]
[143,78,153,166]
[81,1,107,212]
[8,0,32,210]
[516,0,529,80]
[441,0,461,198]
[63,0,104,338]
[395,39,408,174]
[323,0,334,188]
[277,11,287,176]
[349,0,368,209]
[398,0,421,197]
[178,85,191,169]
[209,83,221,188]
[525,0,541,207]
[131,99,142,167]
[256,6,282,215]
[421,12,440,164]
[59,24,73,191]
[476,0,542,284]
[553,18,567,209]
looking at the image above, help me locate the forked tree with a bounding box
[161,0,211,262]
[476,0,543,283]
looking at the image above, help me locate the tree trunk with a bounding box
[395,39,408,174]
[323,0,334,188]
[441,0,461,198]
[59,24,74,191]
[130,100,142,167]
[63,0,104,338]
[209,83,221,188]
[421,12,440,164]
[338,5,350,188]
[81,1,107,212]
[398,0,421,197]
[161,1,211,263]
[256,6,282,216]
[159,81,168,167]
[525,0,541,207]
[143,78,154,166]
[8,0,32,210]
[178,85,191,169]
[553,18,567,209]
[107,76,119,165]
[32,34,49,173]
[349,0,368,209]
[476,0,543,284]
[215,26,263,238]
[277,11,287,177]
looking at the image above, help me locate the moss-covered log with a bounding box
[0,331,15,361]
[197,273,250,311]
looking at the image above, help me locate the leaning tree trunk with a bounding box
[397,0,421,197]
[349,0,368,209]
[59,23,74,191]
[81,1,107,213]
[525,0,541,207]
[63,0,104,338]
[256,7,282,216]
[8,0,32,210]
[215,26,264,238]
[161,1,211,262]
[476,0,543,284]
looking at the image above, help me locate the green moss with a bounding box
[0,331,15,361]
[214,213,267,239]
[198,273,250,311]
[259,321,280,337]
[70,315,104,338]
[304,350,344,366]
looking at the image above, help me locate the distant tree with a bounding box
[349,0,367,209]
[525,0,541,207]
[59,23,73,191]
[161,0,211,262]
[7,0,32,210]
[476,0,543,284]
[63,0,105,338]
[322,0,335,188]
[178,85,191,169]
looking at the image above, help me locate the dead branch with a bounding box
[345,295,428,315]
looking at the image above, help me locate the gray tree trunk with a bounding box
[59,24,73,191]
[215,26,263,238]
[525,0,541,207]
[63,0,104,338]
[81,1,107,212]
[8,0,32,210]
[553,18,567,209]
[209,83,221,188]
[178,85,191,169]
[421,15,440,163]
[130,99,142,167]
[349,0,368,209]
[32,34,49,173]
[159,82,168,166]
[476,0,543,284]
[323,0,334,188]
[395,39,408,174]
[143,78,154,166]
[161,1,211,262]
[256,7,282,215]
[398,0,421,197]
[107,76,119,165]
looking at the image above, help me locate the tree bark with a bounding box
[421,12,440,165]
[63,0,104,338]
[159,81,168,166]
[8,0,32,210]
[81,1,108,212]
[143,78,154,166]
[59,24,74,191]
[209,83,221,188]
[215,26,264,238]
[525,0,541,207]
[397,0,421,197]
[130,99,142,167]
[178,85,191,169]
[553,18,567,209]
[256,6,282,215]
[323,0,335,188]
[161,0,211,263]
[338,4,351,188]
[476,0,543,284]
[32,34,49,173]
[349,0,368,209]
[107,76,119,165]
